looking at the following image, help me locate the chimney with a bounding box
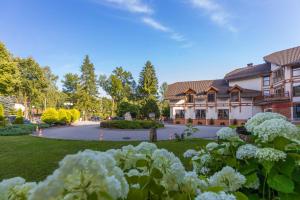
[247,63,253,67]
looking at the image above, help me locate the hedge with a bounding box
[100,120,164,129]
[0,124,50,136]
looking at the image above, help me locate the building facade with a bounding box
[166,46,300,125]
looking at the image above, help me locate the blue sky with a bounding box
[1,0,300,89]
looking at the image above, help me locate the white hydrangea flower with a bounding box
[255,147,286,162]
[152,149,185,191]
[253,119,300,142]
[135,142,157,155]
[217,127,241,141]
[200,153,211,164]
[0,177,36,200]
[209,166,246,192]
[245,112,286,133]
[183,149,199,158]
[29,150,129,200]
[236,144,258,160]
[206,142,219,151]
[181,171,207,194]
[195,191,236,200]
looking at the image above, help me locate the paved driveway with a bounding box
[38,124,221,141]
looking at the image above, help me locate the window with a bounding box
[230,92,239,102]
[294,104,300,120]
[218,109,229,119]
[195,109,206,119]
[292,66,300,77]
[263,76,270,86]
[274,87,284,96]
[263,89,270,96]
[175,109,185,118]
[293,83,300,97]
[207,93,215,102]
[273,68,284,83]
[186,94,194,103]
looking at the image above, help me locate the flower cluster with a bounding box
[245,112,286,133]
[236,144,258,160]
[216,127,241,142]
[0,177,36,200]
[255,147,287,162]
[30,150,129,200]
[195,191,236,200]
[208,166,246,192]
[253,118,300,142]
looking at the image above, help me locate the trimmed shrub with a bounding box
[100,120,164,129]
[41,108,58,124]
[70,109,80,122]
[0,103,4,123]
[0,124,50,136]
[14,109,24,124]
[58,109,71,125]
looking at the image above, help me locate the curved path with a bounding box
[37,122,221,141]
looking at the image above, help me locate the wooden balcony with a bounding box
[254,92,290,105]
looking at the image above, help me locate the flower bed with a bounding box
[100,120,164,129]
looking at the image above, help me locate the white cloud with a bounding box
[93,0,153,14]
[142,17,170,32]
[92,0,193,47]
[188,0,237,32]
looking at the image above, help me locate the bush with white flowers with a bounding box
[0,142,241,200]
[185,112,300,200]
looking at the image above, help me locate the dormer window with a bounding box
[230,91,239,102]
[186,94,194,103]
[207,93,215,102]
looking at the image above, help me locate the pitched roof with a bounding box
[166,79,260,99]
[264,46,300,66]
[224,63,270,80]
[166,80,214,99]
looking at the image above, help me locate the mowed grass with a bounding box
[0,136,209,182]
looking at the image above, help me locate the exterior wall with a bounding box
[262,102,292,120]
[229,77,261,90]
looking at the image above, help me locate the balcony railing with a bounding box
[254,92,290,104]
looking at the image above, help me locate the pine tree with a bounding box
[138,61,158,100]
[80,55,98,97]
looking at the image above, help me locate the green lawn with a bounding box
[0,136,209,181]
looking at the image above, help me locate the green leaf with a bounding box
[240,161,258,175]
[172,193,189,200]
[247,194,260,200]
[205,186,224,193]
[151,167,163,179]
[225,157,237,167]
[273,137,291,151]
[149,179,165,195]
[276,156,295,178]
[127,188,147,200]
[279,192,300,200]
[292,168,300,183]
[262,161,274,173]
[87,192,98,200]
[244,173,259,189]
[136,159,148,167]
[234,191,248,200]
[267,174,295,193]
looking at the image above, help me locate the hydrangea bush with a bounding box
[0,142,238,200]
[186,112,300,200]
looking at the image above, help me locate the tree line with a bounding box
[0,42,169,120]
